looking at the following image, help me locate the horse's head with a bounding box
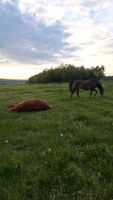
[99,87,104,96]
[97,82,104,96]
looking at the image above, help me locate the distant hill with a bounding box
[103,76,113,80]
[0,78,26,84]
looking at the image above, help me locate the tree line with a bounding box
[28,64,105,84]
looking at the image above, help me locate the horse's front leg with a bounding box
[93,89,98,96]
[76,88,80,97]
[70,88,76,98]
[90,89,93,97]
[70,91,74,98]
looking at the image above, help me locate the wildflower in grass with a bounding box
[42,151,46,155]
[60,133,63,137]
[5,140,8,143]
[48,148,51,152]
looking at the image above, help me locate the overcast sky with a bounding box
[0,0,113,79]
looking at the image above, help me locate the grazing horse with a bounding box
[8,98,54,112]
[69,80,104,98]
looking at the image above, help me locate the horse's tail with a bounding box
[96,81,104,96]
[69,81,75,92]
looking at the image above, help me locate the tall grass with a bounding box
[0,81,113,200]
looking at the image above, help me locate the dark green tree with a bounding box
[28,64,105,83]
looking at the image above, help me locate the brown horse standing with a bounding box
[69,80,104,98]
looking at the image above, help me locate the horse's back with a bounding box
[74,80,93,89]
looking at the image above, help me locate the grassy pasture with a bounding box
[0,81,113,200]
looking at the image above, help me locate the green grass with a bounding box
[0,81,113,200]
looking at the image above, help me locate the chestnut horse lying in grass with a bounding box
[69,79,104,98]
[8,99,54,112]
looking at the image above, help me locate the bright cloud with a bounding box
[0,0,113,79]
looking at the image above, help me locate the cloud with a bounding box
[0,0,113,78]
[18,0,65,25]
[0,1,70,66]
